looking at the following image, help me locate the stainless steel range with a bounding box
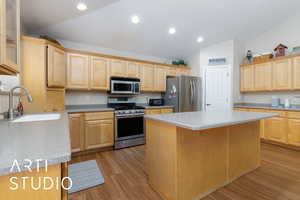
[108,97,145,149]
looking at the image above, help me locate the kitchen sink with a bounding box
[12,114,61,123]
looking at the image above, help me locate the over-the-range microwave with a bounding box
[110,77,140,95]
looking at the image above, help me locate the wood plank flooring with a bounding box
[69,143,300,200]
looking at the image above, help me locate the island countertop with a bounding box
[0,112,71,176]
[145,110,278,130]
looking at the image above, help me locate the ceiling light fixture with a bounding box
[169,27,176,35]
[131,15,140,24]
[197,36,204,43]
[77,2,87,11]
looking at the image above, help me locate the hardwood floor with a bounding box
[69,143,300,200]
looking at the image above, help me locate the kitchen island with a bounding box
[145,110,277,200]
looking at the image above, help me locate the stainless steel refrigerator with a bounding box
[163,76,202,112]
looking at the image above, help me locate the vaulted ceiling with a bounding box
[21,0,300,60]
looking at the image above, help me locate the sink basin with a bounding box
[12,114,61,123]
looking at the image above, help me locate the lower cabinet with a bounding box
[68,111,114,153]
[145,108,173,115]
[85,119,114,150]
[288,119,300,147]
[264,117,288,144]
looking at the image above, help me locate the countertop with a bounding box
[234,103,300,111]
[0,112,71,176]
[66,104,174,113]
[145,110,277,131]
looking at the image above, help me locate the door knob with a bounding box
[206,104,211,106]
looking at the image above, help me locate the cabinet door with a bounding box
[0,0,20,74]
[161,108,173,114]
[167,67,177,77]
[254,63,272,91]
[292,56,300,89]
[45,88,65,112]
[127,62,140,78]
[90,56,110,90]
[288,119,300,147]
[110,59,127,77]
[272,59,292,90]
[67,53,89,89]
[241,65,254,92]
[47,45,66,88]
[69,114,84,153]
[85,119,114,150]
[145,109,161,115]
[154,66,167,92]
[264,117,287,144]
[140,64,154,91]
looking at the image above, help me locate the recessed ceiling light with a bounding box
[131,15,140,24]
[169,27,176,35]
[197,36,204,43]
[77,2,87,11]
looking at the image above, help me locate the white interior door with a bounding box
[205,66,230,111]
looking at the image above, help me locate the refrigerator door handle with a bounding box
[190,80,193,105]
[192,80,196,105]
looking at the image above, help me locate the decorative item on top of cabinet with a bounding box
[90,56,110,90]
[274,44,288,57]
[47,45,66,88]
[110,59,127,77]
[67,53,89,90]
[0,0,20,75]
[272,58,292,90]
[253,62,272,91]
[127,62,140,78]
[154,66,167,92]
[140,64,154,92]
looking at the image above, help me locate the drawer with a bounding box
[287,111,300,119]
[161,108,173,114]
[234,107,249,111]
[145,109,161,115]
[262,110,286,117]
[85,111,114,121]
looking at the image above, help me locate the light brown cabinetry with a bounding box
[145,108,173,115]
[272,59,292,90]
[140,64,155,91]
[110,59,127,77]
[292,56,300,89]
[47,45,66,88]
[264,117,287,144]
[21,37,65,112]
[69,113,85,153]
[240,65,254,92]
[90,56,110,90]
[67,53,89,89]
[127,62,140,78]
[254,63,272,91]
[154,66,167,91]
[287,119,300,147]
[84,112,114,150]
[0,0,20,75]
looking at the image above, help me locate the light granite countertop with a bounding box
[0,112,71,176]
[145,110,277,131]
[234,103,300,111]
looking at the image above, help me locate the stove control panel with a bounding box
[115,109,144,115]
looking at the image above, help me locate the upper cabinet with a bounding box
[47,45,66,88]
[272,59,292,90]
[140,64,155,91]
[110,59,127,77]
[127,62,140,78]
[67,53,90,89]
[240,54,300,92]
[0,0,20,75]
[154,66,167,92]
[90,56,110,90]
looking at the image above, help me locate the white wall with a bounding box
[241,13,300,104]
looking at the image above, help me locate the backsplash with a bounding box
[241,91,300,105]
[0,94,19,113]
[65,91,162,105]
[0,75,20,114]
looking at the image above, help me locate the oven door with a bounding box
[111,80,134,94]
[115,114,144,141]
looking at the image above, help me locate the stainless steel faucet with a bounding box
[7,86,33,120]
